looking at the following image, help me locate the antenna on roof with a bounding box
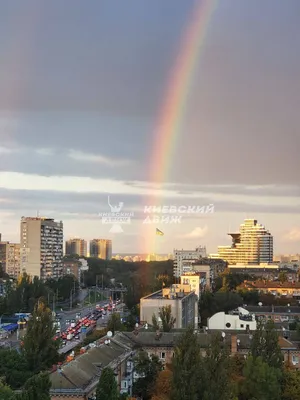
[37,210,40,218]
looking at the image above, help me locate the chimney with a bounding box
[231,335,237,354]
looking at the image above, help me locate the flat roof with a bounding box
[142,290,192,300]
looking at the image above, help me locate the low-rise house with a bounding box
[122,330,300,369]
[239,280,300,298]
[243,305,300,324]
[49,333,135,400]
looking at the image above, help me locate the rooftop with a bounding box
[50,333,133,393]
[240,281,300,289]
[141,289,194,301]
[122,331,296,351]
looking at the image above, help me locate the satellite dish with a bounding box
[221,332,225,338]
[258,302,262,306]
[107,331,112,337]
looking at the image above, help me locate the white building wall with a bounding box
[208,312,257,331]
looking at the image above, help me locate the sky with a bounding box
[0,0,300,255]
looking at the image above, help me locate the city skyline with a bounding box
[0,0,300,254]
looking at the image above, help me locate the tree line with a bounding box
[0,273,79,315]
[0,299,61,399]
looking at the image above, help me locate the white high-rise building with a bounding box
[20,217,63,280]
[217,219,273,265]
[173,246,207,277]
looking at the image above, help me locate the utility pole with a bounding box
[70,289,73,311]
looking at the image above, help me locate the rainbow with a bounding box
[146,0,218,253]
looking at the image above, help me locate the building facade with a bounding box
[208,308,257,331]
[140,284,198,328]
[173,246,207,277]
[62,260,81,280]
[239,280,300,298]
[0,235,21,278]
[65,238,87,257]
[217,219,273,265]
[20,217,63,280]
[5,243,21,277]
[89,239,112,259]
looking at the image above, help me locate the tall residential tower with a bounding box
[20,217,63,280]
[217,219,273,265]
[65,238,87,257]
[89,239,112,260]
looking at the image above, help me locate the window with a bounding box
[226,322,231,328]
[160,352,166,359]
[240,324,244,328]
[292,355,299,365]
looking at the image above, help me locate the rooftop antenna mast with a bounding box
[37,210,40,218]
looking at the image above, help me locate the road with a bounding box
[58,299,110,331]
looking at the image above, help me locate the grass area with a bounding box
[83,290,106,305]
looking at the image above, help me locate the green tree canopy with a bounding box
[96,367,119,400]
[171,326,202,400]
[0,348,33,389]
[22,299,60,372]
[240,355,282,400]
[152,305,176,332]
[250,320,283,369]
[133,351,162,400]
[107,312,123,335]
[16,372,51,400]
[282,368,300,400]
[201,333,232,400]
[0,379,15,399]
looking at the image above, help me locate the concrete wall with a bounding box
[208,312,257,331]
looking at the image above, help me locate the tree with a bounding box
[0,379,15,399]
[282,368,300,400]
[171,327,202,400]
[199,291,243,326]
[151,369,172,400]
[152,306,176,332]
[240,356,281,400]
[96,367,119,400]
[0,348,33,389]
[133,351,162,400]
[201,333,232,400]
[279,272,288,283]
[250,320,283,369]
[22,299,60,372]
[16,372,51,400]
[107,312,123,335]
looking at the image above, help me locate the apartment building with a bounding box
[20,217,63,280]
[65,238,87,257]
[217,219,273,265]
[89,239,112,259]
[123,331,299,369]
[173,246,206,277]
[239,280,300,298]
[140,284,198,328]
[0,234,21,278]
